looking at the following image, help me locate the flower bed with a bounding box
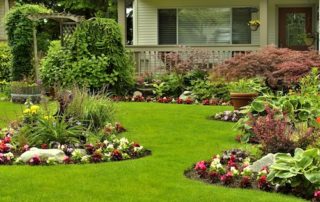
[0,127,150,166]
[211,110,243,122]
[185,149,320,201]
[111,96,230,106]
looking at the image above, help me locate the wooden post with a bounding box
[117,0,126,44]
[259,0,268,47]
[32,24,39,82]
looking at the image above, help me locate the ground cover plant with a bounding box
[0,102,304,202]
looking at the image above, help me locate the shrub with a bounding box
[5,4,51,81]
[40,41,73,88]
[0,43,12,81]
[211,46,320,90]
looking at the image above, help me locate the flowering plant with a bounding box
[248,20,260,26]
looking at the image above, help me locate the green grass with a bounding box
[0,102,305,202]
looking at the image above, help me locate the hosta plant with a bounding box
[268,148,320,199]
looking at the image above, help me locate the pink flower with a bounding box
[220,172,233,185]
[63,156,72,164]
[314,190,320,199]
[22,144,29,152]
[194,161,207,171]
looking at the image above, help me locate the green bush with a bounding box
[41,18,134,94]
[0,43,12,81]
[40,41,73,87]
[5,4,51,81]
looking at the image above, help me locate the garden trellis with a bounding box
[27,13,85,81]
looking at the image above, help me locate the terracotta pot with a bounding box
[230,93,258,110]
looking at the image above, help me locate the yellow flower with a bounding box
[44,115,53,121]
[30,105,40,111]
[23,109,31,114]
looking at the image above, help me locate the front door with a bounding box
[279,7,313,50]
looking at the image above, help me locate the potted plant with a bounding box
[248,20,260,31]
[228,79,261,110]
[10,81,42,103]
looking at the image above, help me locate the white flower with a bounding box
[103,140,109,145]
[4,152,14,159]
[72,149,85,158]
[133,146,144,152]
[107,144,114,151]
[46,157,58,165]
[120,138,129,145]
[15,157,23,164]
[81,155,91,163]
[230,167,239,176]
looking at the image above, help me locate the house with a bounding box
[0,0,14,41]
[117,0,320,74]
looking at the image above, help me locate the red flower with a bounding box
[3,136,11,144]
[177,98,184,104]
[185,97,193,105]
[202,99,210,105]
[133,142,140,147]
[317,117,320,124]
[220,172,233,185]
[29,155,41,165]
[240,176,251,188]
[91,151,103,163]
[111,149,123,161]
[63,156,72,164]
[41,144,48,149]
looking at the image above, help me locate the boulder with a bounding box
[179,91,195,101]
[249,153,275,172]
[133,91,143,98]
[20,147,67,163]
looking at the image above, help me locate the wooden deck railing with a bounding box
[126,45,260,75]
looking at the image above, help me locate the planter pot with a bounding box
[230,93,258,110]
[304,37,315,46]
[10,85,42,104]
[250,25,260,31]
[136,86,155,96]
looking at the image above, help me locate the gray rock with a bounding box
[249,153,275,172]
[179,91,195,101]
[20,147,66,163]
[133,91,143,98]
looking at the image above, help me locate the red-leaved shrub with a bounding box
[211,46,320,90]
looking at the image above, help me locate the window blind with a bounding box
[158,9,177,45]
[178,8,232,44]
[232,8,252,44]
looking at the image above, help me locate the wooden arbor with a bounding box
[27,13,85,81]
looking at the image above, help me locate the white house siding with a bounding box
[134,0,317,46]
[0,0,5,40]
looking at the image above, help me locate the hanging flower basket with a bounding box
[250,24,260,31]
[248,20,260,31]
[304,34,315,46]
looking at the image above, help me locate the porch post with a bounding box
[318,0,320,51]
[4,0,9,12]
[259,0,268,47]
[117,0,126,44]
[4,0,9,40]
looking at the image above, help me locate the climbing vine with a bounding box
[5,4,50,81]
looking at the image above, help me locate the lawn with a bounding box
[0,102,305,202]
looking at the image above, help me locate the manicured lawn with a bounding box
[0,102,305,202]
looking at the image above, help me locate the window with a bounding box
[158,8,252,45]
[158,9,177,45]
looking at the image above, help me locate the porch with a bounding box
[117,0,320,75]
